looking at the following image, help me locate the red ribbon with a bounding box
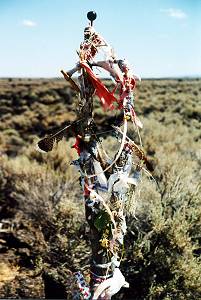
[80,62,118,110]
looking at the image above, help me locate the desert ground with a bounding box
[0,78,200,299]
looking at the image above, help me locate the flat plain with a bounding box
[0,78,200,299]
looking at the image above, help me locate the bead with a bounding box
[87,11,97,22]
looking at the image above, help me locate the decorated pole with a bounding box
[37,11,152,300]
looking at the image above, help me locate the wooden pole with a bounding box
[36,10,151,300]
[72,18,132,298]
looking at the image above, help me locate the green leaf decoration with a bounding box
[94,211,111,232]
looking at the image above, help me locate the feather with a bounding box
[36,124,71,152]
[61,70,80,92]
[93,159,108,189]
[112,125,154,172]
[88,117,128,179]
[92,268,129,300]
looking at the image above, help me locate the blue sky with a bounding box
[0,0,201,78]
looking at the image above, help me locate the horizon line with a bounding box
[0,75,201,80]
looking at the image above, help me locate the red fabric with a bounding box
[117,75,137,108]
[125,76,136,90]
[72,136,81,155]
[84,182,90,197]
[80,62,118,110]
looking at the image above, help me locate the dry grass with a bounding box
[0,263,19,288]
[0,78,200,299]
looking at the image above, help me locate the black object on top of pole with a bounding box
[87,11,97,26]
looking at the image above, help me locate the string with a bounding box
[87,117,128,179]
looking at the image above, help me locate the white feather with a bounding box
[92,268,129,299]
